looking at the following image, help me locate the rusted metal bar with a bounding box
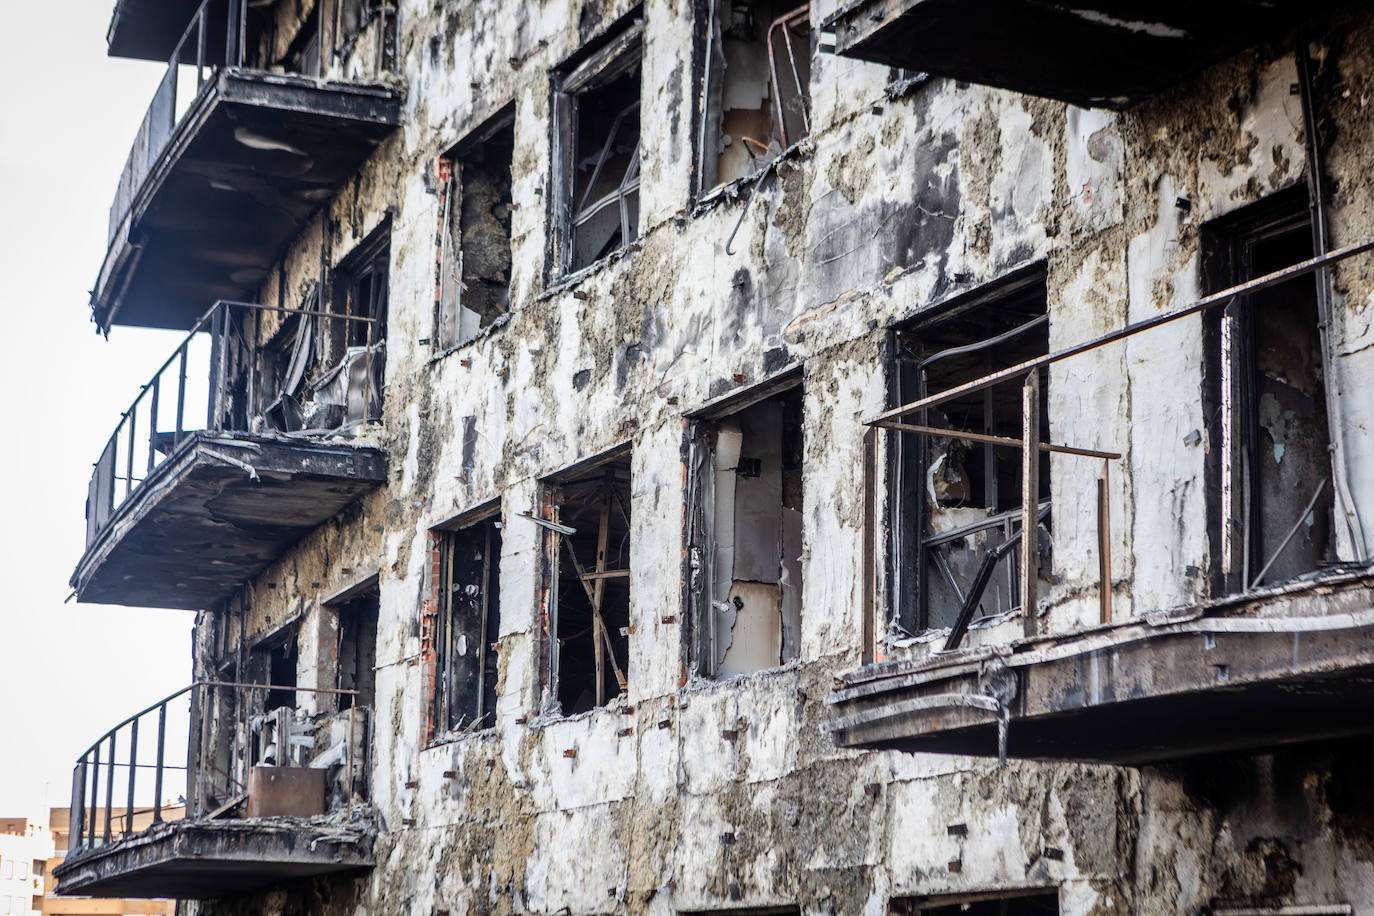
[767,5,811,146]
[866,238,1374,426]
[875,421,1119,460]
[577,569,630,581]
[1020,372,1040,638]
[1098,461,1112,624]
[153,703,166,824]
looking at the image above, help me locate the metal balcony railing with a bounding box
[107,0,400,247]
[865,238,1374,649]
[67,681,369,858]
[85,300,382,549]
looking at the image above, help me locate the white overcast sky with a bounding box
[0,1,195,820]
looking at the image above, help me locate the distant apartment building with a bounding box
[48,0,1374,913]
[0,817,52,915]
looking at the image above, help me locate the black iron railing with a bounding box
[85,300,382,549]
[106,0,400,246]
[68,681,369,857]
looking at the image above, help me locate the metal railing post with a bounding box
[1098,460,1112,624]
[71,762,86,854]
[147,377,160,473]
[125,718,138,837]
[88,744,100,845]
[124,406,137,498]
[196,3,208,86]
[153,702,167,824]
[103,733,117,844]
[1020,371,1040,638]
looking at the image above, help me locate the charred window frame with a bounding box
[694,0,812,194]
[686,376,804,678]
[891,890,1059,915]
[436,105,516,352]
[889,269,1051,635]
[325,225,389,422]
[551,12,644,276]
[433,510,504,734]
[540,450,633,714]
[332,579,379,712]
[1202,188,1335,595]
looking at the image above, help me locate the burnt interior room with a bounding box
[560,20,642,272]
[698,0,812,189]
[435,515,503,732]
[891,272,1051,633]
[439,109,515,349]
[549,455,633,713]
[1204,191,1334,594]
[336,586,379,710]
[690,384,804,677]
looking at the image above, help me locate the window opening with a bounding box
[266,637,298,712]
[336,587,379,710]
[437,107,516,350]
[543,453,633,713]
[434,514,504,733]
[327,228,389,424]
[553,17,643,273]
[892,891,1059,915]
[890,272,1051,635]
[1204,193,1334,593]
[688,384,804,677]
[697,1,811,190]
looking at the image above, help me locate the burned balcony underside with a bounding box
[823,0,1344,109]
[53,817,375,899]
[73,431,386,609]
[828,575,1374,765]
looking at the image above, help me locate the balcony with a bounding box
[53,682,374,899]
[72,301,387,610]
[93,0,402,332]
[828,239,1374,765]
[821,0,1343,109]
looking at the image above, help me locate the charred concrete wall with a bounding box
[177,1,1374,913]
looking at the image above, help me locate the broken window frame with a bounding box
[435,103,516,353]
[539,449,633,714]
[1202,188,1338,596]
[550,12,644,277]
[886,268,1053,638]
[432,507,504,736]
[330,577,379,712]
[693,0,813,195]
[325,225,389,424]
[685,373,804,679]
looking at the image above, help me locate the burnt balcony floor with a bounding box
[827,573,1374,764]
[52,817,374,899]
[823,0,1344,109]
[95,68,401,331]
[72,432,386,610]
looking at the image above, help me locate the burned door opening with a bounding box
[543,453,633,713]
[434,514,503,734]
[688,384,803,677]
[1205,191,1335,593]
[553,14,643,274]
[889,270,1051,634]
[697,0,812,190]
[437,106,515,350]
[892,892,1060,916]
[336,587,378,711]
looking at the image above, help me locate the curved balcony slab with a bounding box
[827,574,1374,764]
[823,0,1345,109]
[94,68,401,332]
[53,817,374,899]
[72,431,386,610]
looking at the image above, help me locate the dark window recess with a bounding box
[688,385,804,677]
[438,108,515,350]
[337,588,379,710]
[1204,192,1334,594]
[890,271,1051,634]
[697,0,811,190]
[544,453,633,713]
[266,636,299,713]
[553,17,643,273]
[893,892,1060,916]
[435,516,503,733]
[327,228,389,422]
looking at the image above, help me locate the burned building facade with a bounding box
[53,0,1374,913]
